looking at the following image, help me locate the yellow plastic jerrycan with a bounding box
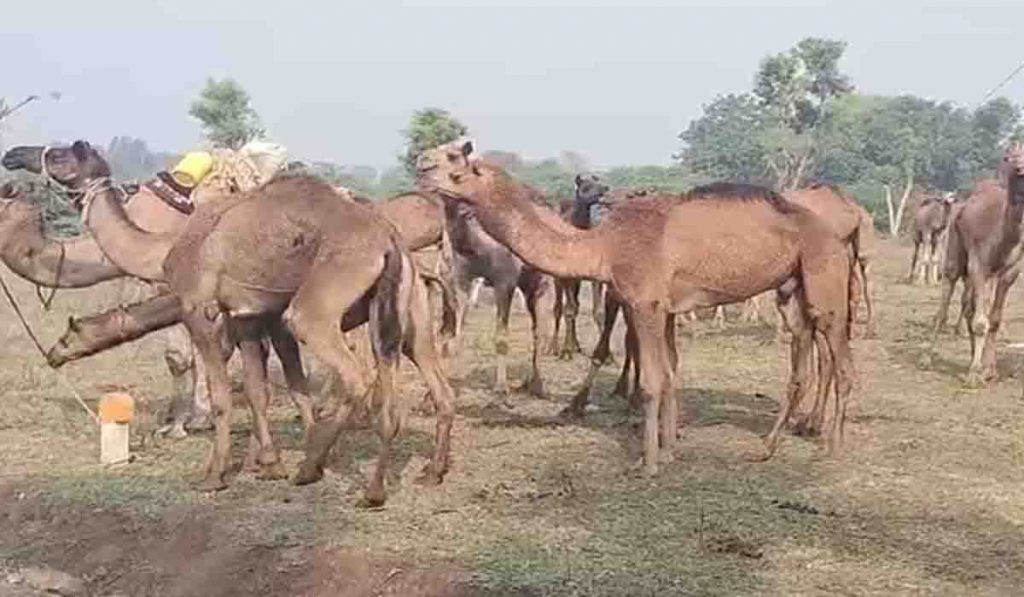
[170,151,214,189]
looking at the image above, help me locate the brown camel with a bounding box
[785,183,875,335]
[445,195,554,398]
[908,191,954,284]
[929,144,1024,386]
[38,143,455,503]
[418,141,855,474]
[550,174,609,359]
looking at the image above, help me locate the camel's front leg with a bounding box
[492,285,515,399]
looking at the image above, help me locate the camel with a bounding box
[3,145,457,433]
[784,183,875,335]
[445,195,554,399]
[908,192,955,284]
[418,140,855,474]
[929,144,1024,387]
[33,142,455,503]
[550,174,608,359]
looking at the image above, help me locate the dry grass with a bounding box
[3,238,1024,596]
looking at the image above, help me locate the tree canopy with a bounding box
[400,108,468,175]
[188,78,264,149]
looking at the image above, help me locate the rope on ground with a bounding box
[0,270,99,424]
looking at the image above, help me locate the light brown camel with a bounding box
[550,174,609,359]
[3,142,321,441]
[41,144,455,503]
[784,183,875,335]
[929,144,1024,387]
[908,192,954,284]
[418,141,855,474]
[445,195,554,398]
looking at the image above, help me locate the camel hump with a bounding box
[683,182,796,213]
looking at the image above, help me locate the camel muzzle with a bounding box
[0,146,43,174]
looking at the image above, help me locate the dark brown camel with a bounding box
[550,174,609,359]
[418,141,855,474]
[445,196,554,399]
[39,142,455,504]
[929,144,1024,387]
[909,191,954,284]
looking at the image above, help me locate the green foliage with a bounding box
[188,78,264,149]
[602,165,701,193]
[677,94,774,184]
[400,108,468,175]
[0,172,81,237]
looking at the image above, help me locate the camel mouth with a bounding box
[1,146,43,174]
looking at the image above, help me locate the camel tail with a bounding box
[418,270,458,341]
[369,243,405,366]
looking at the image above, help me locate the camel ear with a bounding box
[68,316,80,333]
[71,140,91,161]
[574,174,583,188]
[460,140,474,159]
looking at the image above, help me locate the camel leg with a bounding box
[560,278,583,359]
[182,306,234,491]
[908,240,922,284]
[793,332,832,438]
[965,264,994,388]
[980,268,1020,382]
[564,289,620,417]
[492,284,515,399]
[363,342,400,508]
[713,305,726,330]
[519,274,553,398]
[928,235,942,285]
[632,305,670,476]
[761,282,815,460]
[549,280,564,356]
[268,320,315,433]
[289,262,381,489]
[161,326,196,439]
[591,280,605,331]
[954,282,968,337]
[401,277,455,485]
[661,314,679,459]
[236,331,287,480]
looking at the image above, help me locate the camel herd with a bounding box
[0,138,1022,506]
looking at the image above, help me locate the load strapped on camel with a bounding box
[144,141,290,214]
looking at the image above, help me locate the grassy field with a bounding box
[3,237,1024,596]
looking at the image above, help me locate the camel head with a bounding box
[415,139,491,205]
[574,174,609,207]
[2,141,111,193]
[1005,142,1024,204]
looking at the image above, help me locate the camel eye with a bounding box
[449,172,462,184]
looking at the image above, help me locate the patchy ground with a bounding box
[2,238,1024,596]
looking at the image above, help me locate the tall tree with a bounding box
[400,108,468,175]
[188,78,264,149]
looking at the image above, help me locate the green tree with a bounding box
[188,78,264,149]
[400,108,468,175]
[676,93,773,184]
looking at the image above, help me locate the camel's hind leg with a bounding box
[564,289,620,417]
[979,267,1021,382]
[235,329,287,481]
[965,263,995,388]
[908,239,922,284]
[560,278,583,359]
[268,320,316,433]
[289,260,383,489]
[591,280,605,331]
[491,284,515,399]
[520,273,553,397]
[549,280,564,356]
[182,306,234,491]
[793,332,833,438]
[401,272,455,485]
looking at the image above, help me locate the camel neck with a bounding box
[469,179,607,281]
[84,182,175,282]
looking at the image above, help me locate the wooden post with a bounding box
[98,392,134,465]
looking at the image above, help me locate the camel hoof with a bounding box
[917,352,934,369]
[293,462,324,486]
[196,476,229,493]
[257,461,289,481]
[627,457,659,478]
[517,377,546,398]
[557,405,585,420]
[414,471,444,487]
[963,373,987,389]
[185,413,213,432]
[744,450,773,463]
[356,493,387,510]
[659,451,676,465]
[791,417,821,438]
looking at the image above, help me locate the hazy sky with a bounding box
[2,0,1023,169]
